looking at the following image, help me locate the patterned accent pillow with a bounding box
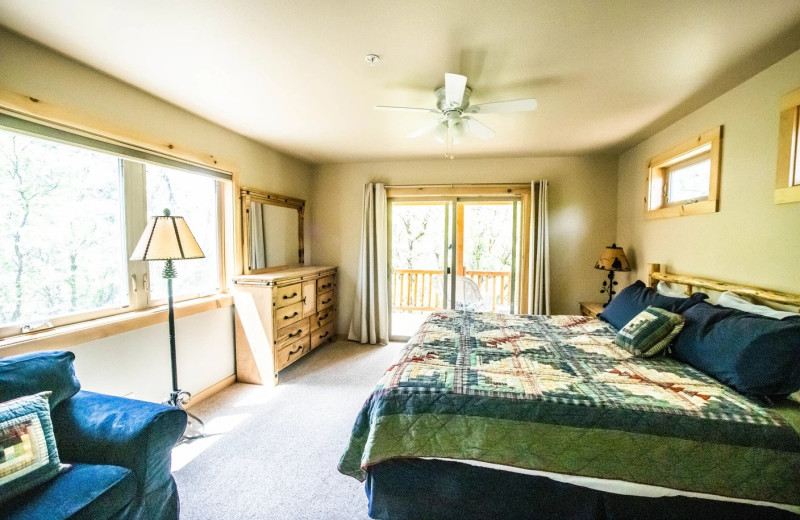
[615,306,685,357]
[0,392,69,505]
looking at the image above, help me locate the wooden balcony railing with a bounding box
[391,269,511,313]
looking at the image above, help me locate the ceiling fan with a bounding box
[375,73,538,158]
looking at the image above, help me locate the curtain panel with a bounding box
[348,183,389,344]
[528,179,550,315]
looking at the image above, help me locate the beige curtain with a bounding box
[528,179,550,314]
[348,183,389,344]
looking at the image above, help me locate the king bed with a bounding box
[338,266,800,519]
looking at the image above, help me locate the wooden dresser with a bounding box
[233,266,337,385]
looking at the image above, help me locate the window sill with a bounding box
[644,199,717,220]
[775,185,800,204]
[0,293,233,357]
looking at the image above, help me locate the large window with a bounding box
[0,121,228,339]
[0,129,128,330]
[646,126,721,219]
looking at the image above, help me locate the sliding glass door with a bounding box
[389,196,521,339]
[389,200,450,337]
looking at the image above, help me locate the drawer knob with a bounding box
[288,329,303,338]
[283,292,298,299]
[319,331,329,339]
[289,345,303,356]
[322,298,332,304]
[319,313,329,320]
[283,311,299,320]
[321,283,333,289]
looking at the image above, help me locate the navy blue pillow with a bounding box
[599,280,708,330]
[0,351,81,408]
[672,302,800,398]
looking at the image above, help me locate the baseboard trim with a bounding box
[187,374,236,409]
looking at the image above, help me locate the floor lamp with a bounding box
[130,208,206,440]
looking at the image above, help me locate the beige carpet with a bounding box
[172,339,404,520]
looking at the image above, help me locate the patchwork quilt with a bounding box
[338,311,800,507]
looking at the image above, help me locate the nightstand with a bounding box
[579,302,604,318]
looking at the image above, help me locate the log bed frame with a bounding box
[647,263,800,307]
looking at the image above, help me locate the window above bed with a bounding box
[775,86,800,204]
[645,126,722,220]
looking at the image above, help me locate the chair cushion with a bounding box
[0,393,68,505]
[0,351,81,409]
[0,463,136,520]
[599,280,707,330]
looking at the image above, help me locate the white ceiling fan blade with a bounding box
[445,73,467,108]
[467,98,538,114]
[374,106,439,113]
[463,116,495,140]
[407,119,445,139]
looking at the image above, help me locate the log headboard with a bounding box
[647,263,800,307]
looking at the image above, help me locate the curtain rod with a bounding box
[383,183,533,189]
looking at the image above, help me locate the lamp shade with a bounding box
[130,210,205,261]
[594,243,630,272]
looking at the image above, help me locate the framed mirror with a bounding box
[241,187,304,274]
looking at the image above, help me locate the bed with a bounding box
[338,267,800,519]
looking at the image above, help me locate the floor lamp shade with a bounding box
[130,210,205,262]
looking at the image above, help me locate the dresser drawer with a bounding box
[275,301,303,326]
[275,317,310,344]
[317,290,335,312]
[276,336,310,371]
[311,321,335,350]
[313,309,335,329]
[317,275,336,294]
[275,283,302,307]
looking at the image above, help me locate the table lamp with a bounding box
[594,243,631,307]
[130,208,205,439]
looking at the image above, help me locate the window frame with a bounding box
[775,86,800,204]
[645,126,722,220]
[0,115,232,340]
[664,152,712,206]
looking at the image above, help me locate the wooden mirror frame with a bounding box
[241,187,305,274]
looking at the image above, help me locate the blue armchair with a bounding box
[0,351,187,520]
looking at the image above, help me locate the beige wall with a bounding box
[616,47,800,293]
[0,28,315,400]
[311,156,618,334]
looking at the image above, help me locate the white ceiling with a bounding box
[2,1,800,164]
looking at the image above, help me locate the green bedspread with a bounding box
[338,311,800,507]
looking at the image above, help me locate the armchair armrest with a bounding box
[50,390,187,519]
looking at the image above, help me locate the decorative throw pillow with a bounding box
[0,392,68,505]
[615,306,685,357]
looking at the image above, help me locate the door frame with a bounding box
[386,184,533,338]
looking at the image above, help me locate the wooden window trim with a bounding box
[775,87,800,204]
[645,126,722,220]
[0,293,233,358]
